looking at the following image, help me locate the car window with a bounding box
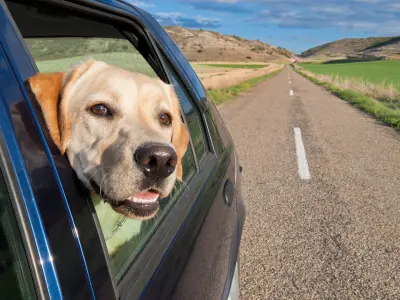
[25,37,158,78]
[167,67,209,162]
[6,2,204,281]
[0,170,37,300]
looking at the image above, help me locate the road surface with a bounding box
[218,66,400,299]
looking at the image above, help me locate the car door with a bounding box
[0,9,100,298]
[3,0,242,299]
[140,12,244,300]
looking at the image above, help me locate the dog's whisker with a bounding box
[175,180,191,198]
[88,165,113,182]
[152,214,160,224]
[98,172,110,199]
[182,181,191,192]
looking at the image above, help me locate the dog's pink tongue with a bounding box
[131,191,159,201]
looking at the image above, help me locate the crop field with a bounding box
[299,60,400,90]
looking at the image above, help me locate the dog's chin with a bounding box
[90,180,165,221]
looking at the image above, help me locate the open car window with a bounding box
[5,0,209,282]
[27,37,158,78]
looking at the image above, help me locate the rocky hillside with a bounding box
[300,37,400,59]
[164,26,294,62]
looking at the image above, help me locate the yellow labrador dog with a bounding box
[27,59,189,254]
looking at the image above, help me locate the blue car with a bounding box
[0,0,245,299]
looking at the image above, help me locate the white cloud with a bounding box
[310,5,351,15]
[128,1,155,8]
[155,12,222,28]
[351,0,384,3]
[194,15,221,22]
[337,20,400,35]
[390,3,400,9]
[156,12,182,18]
[156,12,182,25]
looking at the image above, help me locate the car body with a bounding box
[0,0,245,299]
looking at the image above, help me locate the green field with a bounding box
[201,63,266,69]
[35,52,157,77]
[299,60,400,89]
[26,37,158,77]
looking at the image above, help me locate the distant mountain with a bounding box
[164,26,294,62]
[300,37,400,59]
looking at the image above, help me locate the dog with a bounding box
[27,59,189,254]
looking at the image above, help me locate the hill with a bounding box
[24,28,294,64]
[300,37,400,59]
[164,26,294,62]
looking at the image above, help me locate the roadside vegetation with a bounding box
[294,65,400,129]
[208,68,282,105]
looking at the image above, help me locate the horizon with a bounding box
[128,0,400,54]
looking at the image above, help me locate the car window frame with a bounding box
[0,40,55,299]
[4,0,219,297]
[0,130,42,300]
[147,32,216,157]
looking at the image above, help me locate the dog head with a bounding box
[28,59,189,220]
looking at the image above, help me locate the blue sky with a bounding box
[128,0,400,53]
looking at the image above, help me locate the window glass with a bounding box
[25,37,158,78]
[0,170,37,300]
[6,2,199,281]
[169,72,208,162]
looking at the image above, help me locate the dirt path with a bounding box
[194,63,282,90]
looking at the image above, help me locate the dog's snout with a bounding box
[135,144,177,179]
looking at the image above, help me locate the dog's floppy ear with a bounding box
[28,60,96,154]
[169,86,190,182]
[28,72,65,152]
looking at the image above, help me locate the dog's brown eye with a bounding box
[91,104,110,116]
[159,112,171,125]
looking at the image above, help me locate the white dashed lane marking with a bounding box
[293,127,311,180]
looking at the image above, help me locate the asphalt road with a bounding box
[218,66,400,299]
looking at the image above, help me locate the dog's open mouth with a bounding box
[114,191,160,212]
[90,180,160,220]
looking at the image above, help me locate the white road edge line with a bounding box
[293,127,311,180]
[290,89,294,96]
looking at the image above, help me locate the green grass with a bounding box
[26,37,158,77]
[208,68,282,105]
[26,37,138,61]
[201,63,266,69]
[295,67,400,129]
[299,60,400,90]
[35,52,158,77]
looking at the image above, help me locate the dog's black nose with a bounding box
[134,144,177,179]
